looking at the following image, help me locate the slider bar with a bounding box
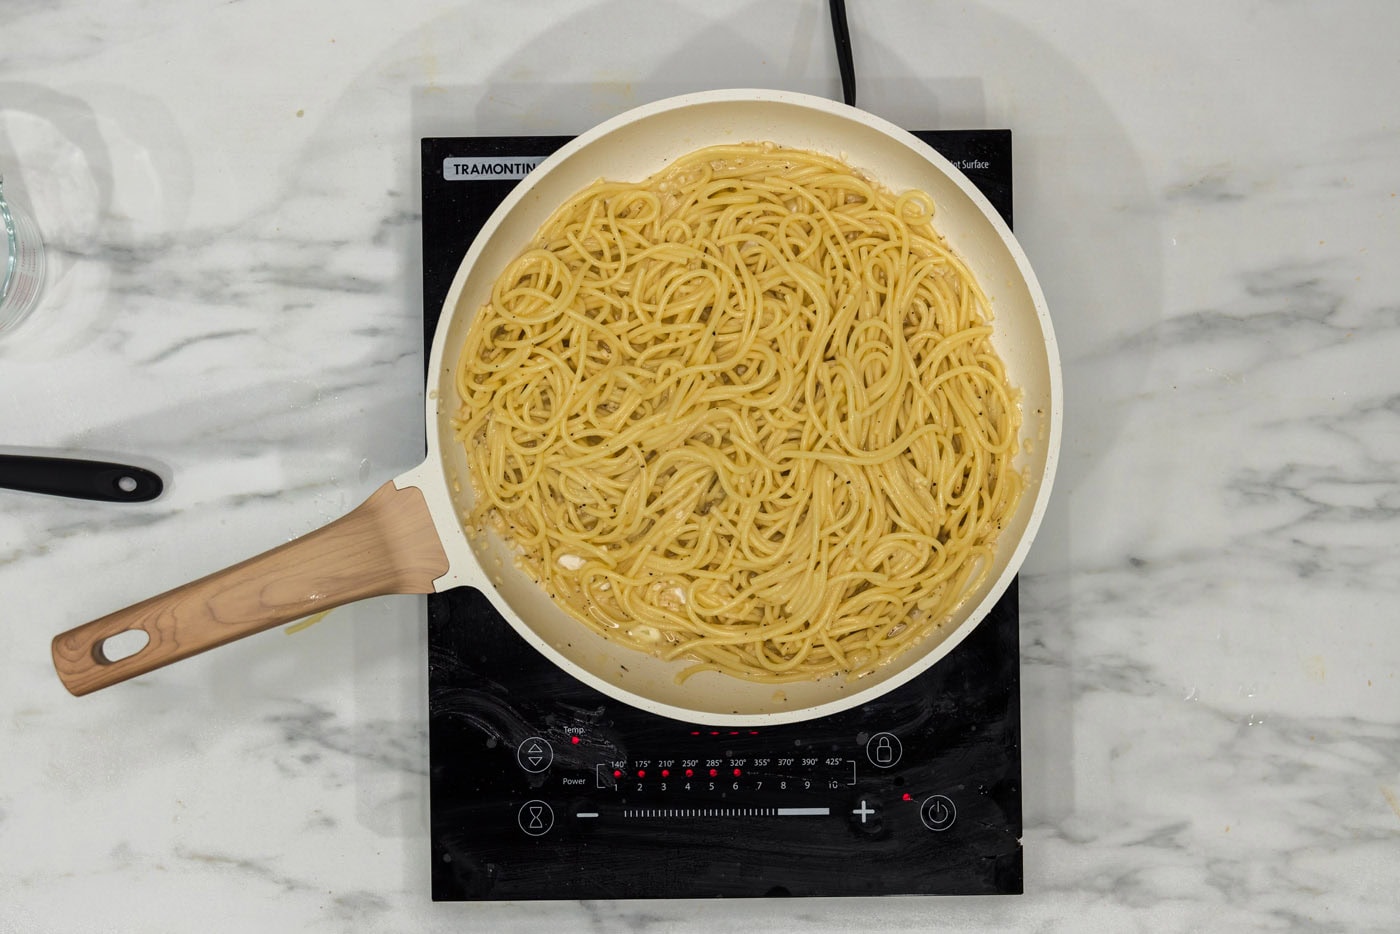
[620,806,831,818]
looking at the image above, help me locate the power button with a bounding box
[919,795,957,831]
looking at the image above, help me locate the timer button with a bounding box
[517,800,555,836]
[919,795,957,832]
[517,736,553,773]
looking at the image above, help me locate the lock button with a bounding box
[864,732,902,768]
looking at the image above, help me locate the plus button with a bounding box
[852,800,876,824]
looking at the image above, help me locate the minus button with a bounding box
[576,811,600,819]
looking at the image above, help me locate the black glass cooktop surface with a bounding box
[421,130,1022,900]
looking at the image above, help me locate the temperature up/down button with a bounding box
[517,736,553,773]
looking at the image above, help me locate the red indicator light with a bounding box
[637,769,646,778]
[661,769,670,778]
[902,793,913,801]
[689,731,700,736]
[748,731,759,735]
[732,768,742,777]
[709,731,720,736]
[728,731,740,736]
[708,768,718,778]
[612,770,622,779]
[570,736,581,745]
[685,768,694,778]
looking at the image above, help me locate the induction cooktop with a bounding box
[420,130,1022,900]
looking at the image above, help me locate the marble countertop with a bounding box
[3,1,1398,930]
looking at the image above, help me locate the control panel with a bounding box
[428,584,1022,900]
[494,726,957,836]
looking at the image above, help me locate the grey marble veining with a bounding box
[2,0,1399,931]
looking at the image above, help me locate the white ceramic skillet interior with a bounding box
[395,88,1062,726]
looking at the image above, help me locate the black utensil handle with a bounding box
[0,455,164,502]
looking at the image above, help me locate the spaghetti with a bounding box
[453,144,1021,683]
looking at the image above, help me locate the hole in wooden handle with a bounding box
[97,629,151,664]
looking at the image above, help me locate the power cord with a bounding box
[829,0,857,107]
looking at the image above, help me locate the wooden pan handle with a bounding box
[51,480,450,696]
